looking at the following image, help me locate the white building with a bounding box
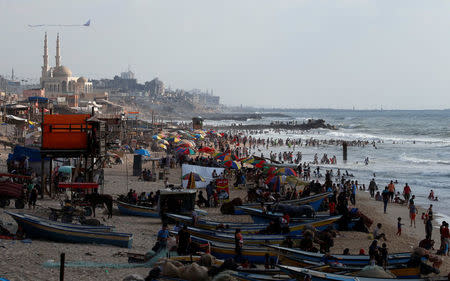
[40,33,92,97]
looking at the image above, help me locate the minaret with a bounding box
[55,33,61,67]
[41,32,49,86]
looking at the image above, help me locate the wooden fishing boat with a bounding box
[167,213,267,231]
[19,212,114,232]
[231,271,293,281]
[278,265,447,281]
[166,213,341,235]
[190,236,279,264]
[266,245,411,267]
[179,226,303,245]
[116,200,159,217]
[236,192,332,214]
[238,206,332,224]
[7,212,132,248]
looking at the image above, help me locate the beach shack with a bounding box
[192,116,203,130]
[158,188,197,220]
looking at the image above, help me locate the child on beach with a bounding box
[409,201,418,228]
[397,217,403,236]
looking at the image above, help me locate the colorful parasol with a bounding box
[276,167,298,177]
[182,172,205,182]
[223,160,241,170]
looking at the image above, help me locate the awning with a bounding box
[58,183,99,189]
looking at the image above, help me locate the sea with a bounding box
[204,109,450,222]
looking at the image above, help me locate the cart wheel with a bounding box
[0,199,6,208]
[61,214,73,223]
[49,212,58,221]
[84,207,93,217]
[15,200,25,209]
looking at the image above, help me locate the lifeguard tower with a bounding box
[40,114,106,197]
[192,116,203,130]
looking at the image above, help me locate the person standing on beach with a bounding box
[425,215,433,240]
[350,181,357,205]
[388,181,395,202]
[403,183,411,203]
[409,200,418,228]
[382,187,390,214]
[397,217,403,236]
[369,179,377,198]
[235,228,244,263]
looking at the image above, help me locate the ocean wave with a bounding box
[324,130,450,144]
[399,154,450,165]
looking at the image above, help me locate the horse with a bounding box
[84,193,113,218]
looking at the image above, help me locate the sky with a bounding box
[1,0,450,109]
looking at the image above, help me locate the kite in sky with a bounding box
[28,19,91,28]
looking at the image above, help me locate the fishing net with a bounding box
[42,249,178,269]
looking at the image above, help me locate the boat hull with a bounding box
[8,212,132,248]
[116,201,159,217]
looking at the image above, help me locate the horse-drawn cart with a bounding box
[0,181,26,209]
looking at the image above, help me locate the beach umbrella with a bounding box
[223,160,241,169]
[186,172,197,189]
[167,136,181,143]
[178,140,195,147]
[276,167,298,177]
[158,144,167,150]
[269,176,283,192]
[198,147,215,154]
[158,139,169,145]
[152,135,161,140]
[177,148,195,155]
[250,159,266,168]
[182,172,205,182]
[214,152,228,161]
[134,149,151,157]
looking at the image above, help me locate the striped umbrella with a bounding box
[276,167,298,177]
[186,172,196,189]
[269,176,283,192]
[223,160,241,170]
[182,172,205,182]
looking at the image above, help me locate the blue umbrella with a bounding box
[135,149,151,157]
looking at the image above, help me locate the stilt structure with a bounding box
[40,114,106,197]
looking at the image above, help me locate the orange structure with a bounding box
[42,114,91,150]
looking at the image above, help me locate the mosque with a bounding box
[40,33,93,97]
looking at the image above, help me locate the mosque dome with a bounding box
[77,76,87,83]
[53,66,72,77]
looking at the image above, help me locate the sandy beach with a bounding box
[1,148,449,281]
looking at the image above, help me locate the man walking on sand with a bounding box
[403,183,411,204]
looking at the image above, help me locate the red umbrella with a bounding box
[198,147,215,154]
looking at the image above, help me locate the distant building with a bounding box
[23,88,45,98]
[145,78,164,96]
[120,70,135,80]
[39,33,93,97]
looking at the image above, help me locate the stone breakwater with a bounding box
[206,119,337,130]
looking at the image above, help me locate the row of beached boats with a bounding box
[1,192,331,249]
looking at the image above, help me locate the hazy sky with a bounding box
[1,0,450,109]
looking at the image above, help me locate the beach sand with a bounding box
[1,151,449,280]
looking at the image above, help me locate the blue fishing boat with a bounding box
[179,226,303,245]
[235,192,331,215]
[267,245,411,267]
[19,212,114,232]
[190,236,279,264]
[116,201,159,217]
[7,212,132,248]
[278,265,446,281]
[238,206,331,224]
